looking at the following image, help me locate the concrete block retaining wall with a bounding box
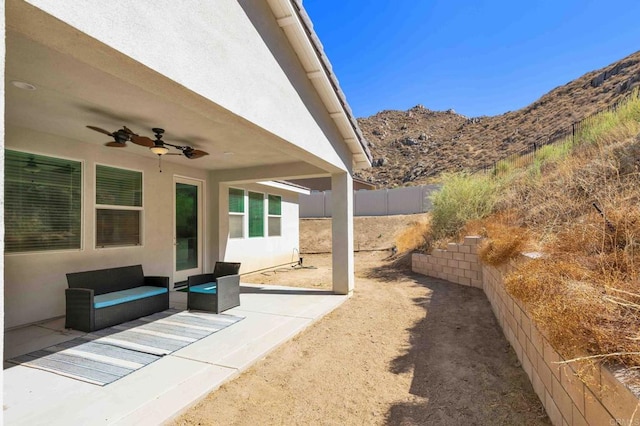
[412,240,640,426]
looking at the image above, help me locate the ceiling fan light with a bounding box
[150,146,169,155]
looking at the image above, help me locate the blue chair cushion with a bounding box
[189,282,218,294]
[94,286,168,309]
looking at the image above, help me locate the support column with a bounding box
[331,172,354,295]
[208,174,229,271]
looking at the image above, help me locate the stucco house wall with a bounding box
[17,0,354,173]
[4,127,207,328]
[5,129,305,329]
[4,0,369,326]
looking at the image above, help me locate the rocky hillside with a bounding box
[356,50,640,188]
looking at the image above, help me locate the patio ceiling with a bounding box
[5,7,334,175]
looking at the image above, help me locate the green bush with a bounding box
[577,90,640,146]
[429,172,499,240]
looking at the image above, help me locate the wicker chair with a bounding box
[187,262,241,313]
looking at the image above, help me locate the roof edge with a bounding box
[266,0,372,170]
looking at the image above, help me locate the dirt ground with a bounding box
[171,217,549,425]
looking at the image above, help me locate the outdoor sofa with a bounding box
[65,265,170,332]
[187,262,241,313]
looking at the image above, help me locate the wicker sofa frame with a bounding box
[65,265,170,332]
[187,262,241,314]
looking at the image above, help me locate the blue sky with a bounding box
[303,0,640,118]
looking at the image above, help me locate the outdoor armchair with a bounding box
[187,262,241,313]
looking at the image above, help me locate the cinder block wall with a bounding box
[412,242,640,426]
[412,236,483,288]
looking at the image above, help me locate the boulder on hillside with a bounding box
[372,157,387,167]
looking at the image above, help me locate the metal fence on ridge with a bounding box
[477,89,640,176]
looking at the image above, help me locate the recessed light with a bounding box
[11,81,37,91]
[223,151,234,156]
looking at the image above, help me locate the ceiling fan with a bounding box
[86,125,209,160]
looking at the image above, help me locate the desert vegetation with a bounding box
[403,90,640,367]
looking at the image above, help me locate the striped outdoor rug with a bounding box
[8,308,243,386]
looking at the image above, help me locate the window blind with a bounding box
[95,165,142,247]
[268,194,281,215]
[229,188,244,213]
[96,165,142,207]
[4,150,82,253]
[248,191,264,237]
[268,194,282,236]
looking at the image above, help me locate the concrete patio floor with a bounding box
[3,283,348,425]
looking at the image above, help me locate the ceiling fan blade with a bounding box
[105,141,127,147]
[87,125,114,136]
[122,126,136,136]
[184,149,209,159]
[130,134,155,147]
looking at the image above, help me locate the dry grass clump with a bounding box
[491,94,640,367]
[477,223,529,266]
[395,216,431,253]
[505,259,601,358]
[505,257,640,366]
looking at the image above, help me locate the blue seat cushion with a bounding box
[189,282,218,294]
[94,286,168,309]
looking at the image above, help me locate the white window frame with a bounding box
[4,150,84,255]
[228,187,246,239]
[267,194,282,237]
[228,189,283,239]
[94,163,144,249]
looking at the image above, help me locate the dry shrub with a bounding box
[549,213,605,257]
[460,218,486,238]
[477,223,529,266]
[489,98,640,367]
[395,216,431,253]
[505,258,640,366]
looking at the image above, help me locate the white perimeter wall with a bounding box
[300,184,441,217]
